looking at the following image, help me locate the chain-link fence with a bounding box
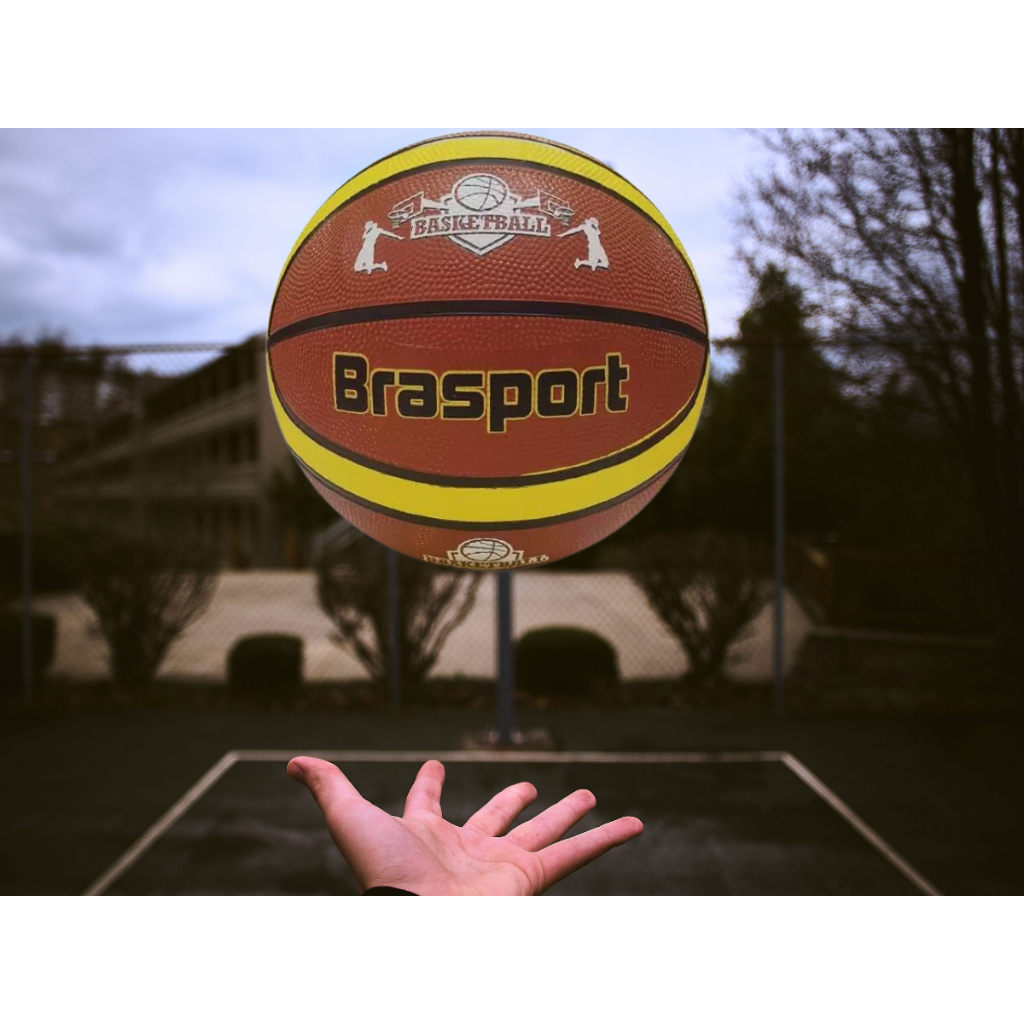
[2,335,1019,711]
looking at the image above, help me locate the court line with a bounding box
[235,750,786,764]
[779,753,942,896]
[81,752,240,897]
[82,749,940,897]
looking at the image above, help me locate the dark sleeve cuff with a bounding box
[362,885,418,895]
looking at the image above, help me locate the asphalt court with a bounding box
[89,752,936,896]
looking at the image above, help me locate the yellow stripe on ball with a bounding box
[274,133,705,313]
[270,357,707,525]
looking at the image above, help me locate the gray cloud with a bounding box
[0,128,758,346]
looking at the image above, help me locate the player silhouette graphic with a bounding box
[354,221,402,274]
[559,217,609,271]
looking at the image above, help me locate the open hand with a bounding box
[288,757,643,895]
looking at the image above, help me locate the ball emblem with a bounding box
[452,174,509,213]
[457,538,514,563]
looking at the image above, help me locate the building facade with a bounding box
[52,339,295,567]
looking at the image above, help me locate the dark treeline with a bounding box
[733,129,1024,659]
[662,267,980,548]
[586,265,990,637]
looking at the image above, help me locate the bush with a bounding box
[0,611,56,693]
[317,537,481,690]
[515,627,619,698]
[629,530,771,685]
[79,531,216,689]
[228,634,303,693]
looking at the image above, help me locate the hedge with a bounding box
[514,627,619,698]
[228,634,303,692]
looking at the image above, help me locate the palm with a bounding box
[288,757,643,895]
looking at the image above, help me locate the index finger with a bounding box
[403,760,446,819]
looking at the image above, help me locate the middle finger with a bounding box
[505,789,597,851]
[463,781,538,836]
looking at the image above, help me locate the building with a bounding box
[1,342,115,532]
[52,338,296,567]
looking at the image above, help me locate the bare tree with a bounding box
[317,537,481,689]
[737,129,1024,657]
[80,532,216,689]
[629,531,770,685]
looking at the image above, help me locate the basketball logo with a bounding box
[268,132,708,569]
[385,170,577,257]
[458,538,512,562]
[453,174,508,211]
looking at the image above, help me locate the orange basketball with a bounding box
[268,132,708,570]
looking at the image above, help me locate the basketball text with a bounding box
[333,352,629,433]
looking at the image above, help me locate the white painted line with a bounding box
[82,750,783,895]
[83,748,941,897]
[235,749,786,765]
[82,751,240,897]
[780,753,942,897]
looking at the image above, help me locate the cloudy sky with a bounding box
[0,128,764,347]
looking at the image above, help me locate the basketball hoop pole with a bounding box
[773,341,785,718]
[387,548,401,709]
[496,570,515,744]
[20,352,34,704]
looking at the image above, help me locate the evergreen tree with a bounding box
[737,129,1024,656]
[659,265,864,540]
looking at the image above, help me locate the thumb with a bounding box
[287,756,398,889]
[287,757,367,823]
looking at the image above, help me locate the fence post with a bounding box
[387,547,401,709]
[88,372,98,523]
[496,570,515,744]
[133,374,146,533]
[20,352,34,703]
[773,341,785,717]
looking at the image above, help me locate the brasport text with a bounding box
[333,352,629,433]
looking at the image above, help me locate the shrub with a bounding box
[629,530,771,685]
[0,611,56,693]
[79,531,216,689]
[317,536,480,690]
[515,627,619,698]
[228,634,303,693]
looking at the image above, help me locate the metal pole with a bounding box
[88,371,98,524]
[133,374,145,533]
[773,341,785,717]
[20,353,34,703]
[496,570,515,745]
[387,547,400,709]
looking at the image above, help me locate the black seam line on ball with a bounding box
[268,301,709,349]
[296,452,683,532]
[268,156,708,333]
[270,345,706,490]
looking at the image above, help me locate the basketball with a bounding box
[267,132,708,569]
